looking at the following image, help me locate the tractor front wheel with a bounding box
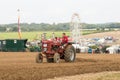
[64,45,76,62]
[36,53,43,63]
[54,53,60,63]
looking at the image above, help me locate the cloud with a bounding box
[0,0,120,24]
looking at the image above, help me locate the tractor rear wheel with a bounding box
[64,45,76,62]
[36,53,43,63]
[54,53,60,63]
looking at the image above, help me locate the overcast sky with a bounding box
[0,0,120,24]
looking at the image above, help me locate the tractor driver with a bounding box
[62,33,68,44]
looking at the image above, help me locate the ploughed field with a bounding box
[0,52,120,80]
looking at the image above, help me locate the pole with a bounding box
[17,9,22,39]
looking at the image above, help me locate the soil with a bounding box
[0,52,120,80]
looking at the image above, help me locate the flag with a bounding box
[18,9,22,39]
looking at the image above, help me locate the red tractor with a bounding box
[36,33,76,63]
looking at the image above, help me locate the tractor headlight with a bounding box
[43,44,47,47]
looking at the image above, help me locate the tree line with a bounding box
[0,22,120,32]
